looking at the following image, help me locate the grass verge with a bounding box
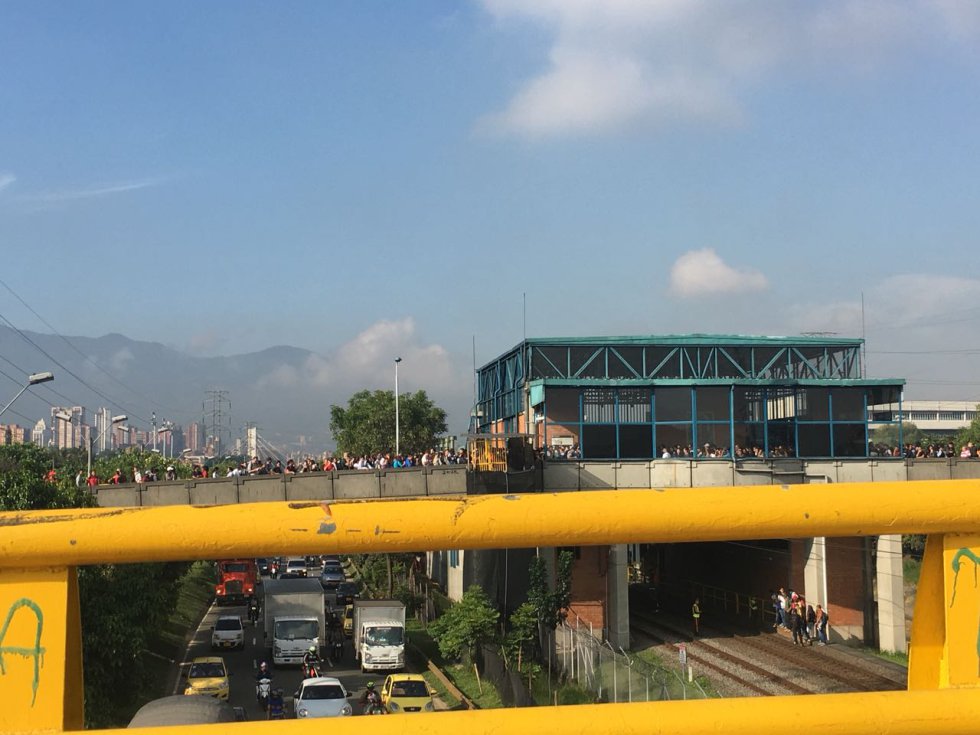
[139,561,216,705]
[407,619,503,708]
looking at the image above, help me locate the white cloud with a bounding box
[0,173,15,192]
[478,0,979,137]
[669,248,768,297]
[256,318,463,398]
[109,347,135,375]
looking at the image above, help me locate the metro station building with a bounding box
[473,334,904,459]
[436,334,912,653]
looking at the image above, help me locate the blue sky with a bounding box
[2,0,980,432]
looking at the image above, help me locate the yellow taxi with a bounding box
[381,674,435,713]
[183,656,230,701]
[342,604,354,638]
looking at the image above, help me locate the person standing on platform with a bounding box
[692,597,701,636]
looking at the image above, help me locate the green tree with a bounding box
[504,601,539,662]
[956,404,980,452]
[871,423,924,449]
[329,389,447,456]
[428,585,499,662]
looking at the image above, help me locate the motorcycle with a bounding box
[247,600,260,625]
[302,659,320,679]
[363,690,384,715]
[256,676,272,712]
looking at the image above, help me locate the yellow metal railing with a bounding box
[3,481,980,733]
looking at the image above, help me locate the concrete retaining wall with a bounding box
[96,467,467,507]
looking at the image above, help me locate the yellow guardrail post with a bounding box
[0,566,84,733]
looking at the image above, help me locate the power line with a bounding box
[0,309,150,425]
[0,278,183,415]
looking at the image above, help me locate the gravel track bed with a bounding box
[632,618,805,697]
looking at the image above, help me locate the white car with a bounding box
[211,615,244,650]
[285,558,308,578]
[293,677,352,718]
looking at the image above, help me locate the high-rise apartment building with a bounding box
[31,419,46,446]
[51,406,86,449]
[185,421,201,452]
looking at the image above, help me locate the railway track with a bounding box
[633,611,905,697]
[632,616,810,697]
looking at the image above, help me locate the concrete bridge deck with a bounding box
[92,458,980,507]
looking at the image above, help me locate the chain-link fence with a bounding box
[543,615,708,703]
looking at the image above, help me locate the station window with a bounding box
[582,425,616,459]
[656,424,693,455]
[546,389,580,422]
[619,388,651,423]
[655,388,691,422]
[833,424,867,457]
[619,425,653,459]
[582,388,615,424]
[831,389,865,421]
[696,386,730,422]
[797,388,830,421]
[767,420,795,456]
[797,423,831,457]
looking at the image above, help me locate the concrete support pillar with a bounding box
[607,544,630,649]
[876,534,908,653]
[803,536,829,609]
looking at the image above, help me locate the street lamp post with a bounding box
[88,415,127,477]
[0,371,54,419]
[394,357,402,455]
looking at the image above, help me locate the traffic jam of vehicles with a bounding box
[174,555,437,721]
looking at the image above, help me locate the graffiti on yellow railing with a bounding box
[0,598,46,706]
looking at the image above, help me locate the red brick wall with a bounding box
[567,546,608,632]
[826,536,866,628]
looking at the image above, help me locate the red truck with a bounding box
[215,559,258,605]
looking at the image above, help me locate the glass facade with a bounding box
[539,384,901,460]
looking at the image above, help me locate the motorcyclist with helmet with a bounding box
[360,681,384,715]
[302,645,321,678]
[255,661,272,711]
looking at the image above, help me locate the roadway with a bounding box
[177,562,397,720]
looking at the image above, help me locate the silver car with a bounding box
[293,677,352,718]
[319,564,345,591]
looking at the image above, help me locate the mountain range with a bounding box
[0,325,471,453]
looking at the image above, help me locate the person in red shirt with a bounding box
[86,472,99,488]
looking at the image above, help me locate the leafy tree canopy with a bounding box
[428,585,499,662]
[329,389,447,456]
[871,423,924,449]
[956,405,980,451]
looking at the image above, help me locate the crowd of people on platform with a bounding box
[228,448,469,476]
[771,587,830,646]
[545,442,797,461]
[64,448,469,487]
[868,441,978,459]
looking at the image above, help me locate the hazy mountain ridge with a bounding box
[0,326,332,449]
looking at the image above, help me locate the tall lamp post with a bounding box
[88,415,127,477]
[394,357,402,455]
[0,371,54,419]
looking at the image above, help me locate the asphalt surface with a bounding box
[177,564,394,720]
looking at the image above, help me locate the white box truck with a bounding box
[263,578,325,666]
[353,599,407,673]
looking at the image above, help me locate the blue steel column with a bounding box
[729,386,735,459]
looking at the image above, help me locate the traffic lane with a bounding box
[229,625,419,718]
